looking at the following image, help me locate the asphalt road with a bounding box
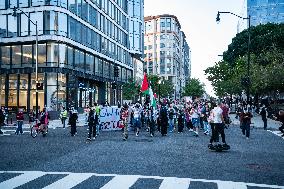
[0,124,283,189]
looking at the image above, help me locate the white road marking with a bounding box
[0,171,46,189]
[0,171,283,189]
[268,130,284,139]
[216,180,247,189]
[159,177,190,189]
[42,173,93,189]
[100,175,139,189]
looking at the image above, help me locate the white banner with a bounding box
[99,106,122,131]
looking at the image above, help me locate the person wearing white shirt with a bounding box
[209,102,229,148]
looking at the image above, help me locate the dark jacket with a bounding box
[16,112,24,121]
[260,108,267,120]
[0,110,5,125]
[242,112,252,124]
[88,112,95,126]
[69,113,78,126]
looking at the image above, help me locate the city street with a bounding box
[0,120,283,189]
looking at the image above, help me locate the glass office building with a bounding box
[248,0,284,26]
[0,0,144,112]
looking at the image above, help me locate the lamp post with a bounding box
[12,7,39,117]
[216,11,251,103]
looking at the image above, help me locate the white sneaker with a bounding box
[136,132,139,137]
[93,137,96,140]
[189,129,193,132]
[150,134,153,137]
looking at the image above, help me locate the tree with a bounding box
[147,74,174,99]
[223,23,284,64]
[122,78,140,100]
[205,23,284,99]
[182,78,205,99]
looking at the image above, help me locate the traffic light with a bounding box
[114,66,119,77]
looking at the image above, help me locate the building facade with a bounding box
[0,0,144,113]
[248,0,284,26]
[144,14,191,99]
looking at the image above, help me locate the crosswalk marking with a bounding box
[268,130,284,139]
[0,171,46,189]
[100,175,139,189]
[42,173,93,189]
[159,177,190,189]
[0,171,284,189]
[216,180,247,189]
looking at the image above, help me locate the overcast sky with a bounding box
[144,0,247,96]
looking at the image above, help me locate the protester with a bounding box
[177,109,184,133]
[260,105,268,130]
[0,108,4,134]
[87,109,96,141]
[121,103,129,140]
[277,110,284,137]
[15,109,24,135]
[69,108,78,136]
[148,106,156,137]
[60,107,68,129]
[190,105,200,137]
[241,107,253,139]
[160,103,168,136]
[133,103,142,136]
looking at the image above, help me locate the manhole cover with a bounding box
[135,139,153,142]
[246,163,272,171]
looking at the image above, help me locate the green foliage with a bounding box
[223,23,284,64]
[205,23,284,98]
[122,78,140,100]
[147,74,174,98]
[182,78,205,98]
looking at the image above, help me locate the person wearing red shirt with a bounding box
[15,109,24,135]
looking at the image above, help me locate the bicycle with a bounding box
[30,120,48,138]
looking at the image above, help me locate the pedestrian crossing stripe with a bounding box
[0,171,283,189]
[268,130,284,140]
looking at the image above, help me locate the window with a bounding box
[67,46,74,67]
[86,53,94,73]
[20,13,29,36]
[34,43,46,65]
[19,0,29,7]
[0,0,6,9]
[22,45,33,66]
[69,17,76,41]
[148,45,152,50]
[11,45,21,66]
[0,15,7,37]
[160,43,166,48]
[1,46,10,66]
[30,12,44,35]
[69,0,77,14]
[7,15,17,37]
[58,13,67,36]
[59,44,67,66]
[47,43,59,66]
[9,0,17,8]
[59,0,68,9]
[82,0,88,21]
[32,0,45,6]
[44,11,58,35]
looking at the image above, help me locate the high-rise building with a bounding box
[0,0,144,112]
[144,14,191,99]
[247,0,284,26]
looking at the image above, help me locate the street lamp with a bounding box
[216,11,251,103]
[13,7,39,117]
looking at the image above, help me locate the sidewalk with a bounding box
[229,113,282,131]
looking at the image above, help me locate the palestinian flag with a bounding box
[149,87,157,108]
[140,73,149,94]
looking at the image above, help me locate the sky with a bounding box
[144,0,247,96]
